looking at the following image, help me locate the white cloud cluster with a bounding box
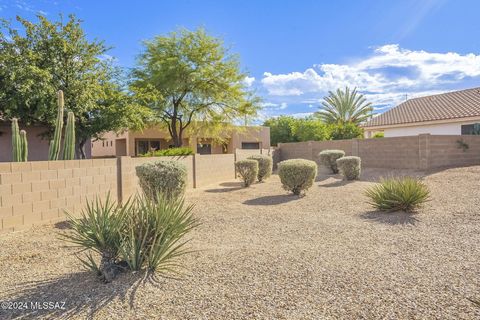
[243,76,255,87]
[261,44,480,109]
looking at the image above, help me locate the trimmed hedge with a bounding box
[336,156,361,180]
[235,159,258,187]
[278,159,317,195]
[318,149,345,173]
[247,154,273,182]
[136,160,187,200]
[139,147,194,157]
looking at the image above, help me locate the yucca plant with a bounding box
[120,194,198,273]
[365,176,430,212]
[61,194,131,282]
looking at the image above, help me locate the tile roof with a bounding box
[364,87,480,127]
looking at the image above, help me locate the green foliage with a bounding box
[373,132,384,138]
[318,150,345,174]
[263,116,298,146]
[139,147,194,157]
[336,156,361,180]
[48,90,64,160]
[131,27,259,147]
[19,130,28,162]
[278,159,317,195]
[120,194,198,273]
[61,194,130,282]
[63,112,76,160]
[328,122,364,140]
[263,115,329,145]
[247,154,272,182]
[136,161,188,201]
[0,14,149,158]
[456,139,469,152]
[365,177,430,212]
[235,159,258,187]
[62,193,198,282]
[317,87,373,125]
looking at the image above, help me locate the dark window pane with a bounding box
[137,141,149,155]
[197,143,212,155]
[150,141,160,151]
[241,142,260,149]
[461,123,480,135]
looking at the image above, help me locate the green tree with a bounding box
[291,116,329,142]
[263,115,298,146]
[317,87,373,125]
[130,28,259,147]
[327,123,364,140]
[0,15,148,158]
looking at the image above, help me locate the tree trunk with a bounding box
[77,138,87,159]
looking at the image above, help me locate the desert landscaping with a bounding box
[1,166,479,319]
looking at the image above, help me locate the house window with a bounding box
[461,123,480,135]
[197,143,212,155]
[136,140,161,155]
[241,142,260,149]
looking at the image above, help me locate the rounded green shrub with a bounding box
[235,159,258,187]
[365,176,430,212]
[278,159,317,195]
[318,149,345,173]
[247,154,273,182]
[336,156,361,180]
[136,160,187,201]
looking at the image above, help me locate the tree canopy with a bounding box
[0,14,148,157]
[316,87,373,125]
[130,28,260,147]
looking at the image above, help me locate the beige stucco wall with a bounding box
[92,125,271,157]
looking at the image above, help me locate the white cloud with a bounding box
[261,101,287,110]
[243,76,255,87]
[261,44,480,109]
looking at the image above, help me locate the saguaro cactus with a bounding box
[63,112,76,160]
[19,130,28,162]
[11,118,21,162]
[48,90,64,160]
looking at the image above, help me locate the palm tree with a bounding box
[316,87,373,125]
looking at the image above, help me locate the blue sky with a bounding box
[2,0,480,120]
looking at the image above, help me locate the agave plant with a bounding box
[317,87,373,125]
[120,193,198,273]
[61,194,132,282]
[364,176,430,212]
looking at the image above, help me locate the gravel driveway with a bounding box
[0,166,479,319]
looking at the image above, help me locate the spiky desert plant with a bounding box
[11,118,21,162]
[365,176,430,212]
[19,130,28,162]
[48,90,64,160]
[63,112,76,160]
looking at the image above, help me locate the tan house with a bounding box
[363,87,480,138]
[92,125,270,157]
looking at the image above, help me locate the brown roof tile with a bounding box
[364,87,480,127]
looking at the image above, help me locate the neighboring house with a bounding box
[363,87,480,138]
[0,121,92,162]
[91,125,270,157]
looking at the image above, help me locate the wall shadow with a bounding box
[359,210,419,226]
[243,194,299,206]
[321,179,355,188]
[0,271,162,319]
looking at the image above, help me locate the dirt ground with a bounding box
[0,166,479,319]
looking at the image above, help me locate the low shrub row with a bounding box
[139,147,194,157]
[318,149,361,181]
[235,154,273,187]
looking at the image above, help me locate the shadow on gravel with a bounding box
[321,180,354,188]
[0,271,161,320]
[206,181,244,193]
[243,194,299,206]
[359,211,419,225]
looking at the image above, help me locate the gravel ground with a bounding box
[0,166,479,319]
